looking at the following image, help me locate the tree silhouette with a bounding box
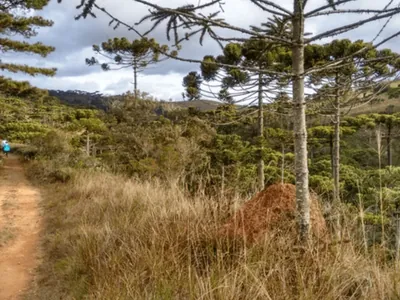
[86,37,177,101]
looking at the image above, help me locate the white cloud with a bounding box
[21,68,185,99]
[3,0,400,101]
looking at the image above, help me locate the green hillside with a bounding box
[47,85,400,116]
[172,99,223,111]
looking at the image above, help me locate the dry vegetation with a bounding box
[346,95,400,116]
[26,169,400,300]
[6,92,400,299]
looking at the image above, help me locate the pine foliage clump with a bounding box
[0,0,56,98]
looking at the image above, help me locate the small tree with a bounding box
[369,112,400,167]
[68,109,107,156]
[86,37,177,101]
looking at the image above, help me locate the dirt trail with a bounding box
[0,155,41,300]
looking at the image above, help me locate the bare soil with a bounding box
[219,183,328,242]
[0,155,41,300]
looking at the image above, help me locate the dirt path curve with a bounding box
[0,155,41,300]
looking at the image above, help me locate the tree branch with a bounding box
[304,0,355,17]
[307,8,400,18]
[307,8,400,42]
[124,1,294,45]
[249,0,292,17]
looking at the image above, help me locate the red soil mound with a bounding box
[219,183,328,242]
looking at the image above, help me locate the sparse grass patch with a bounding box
[28,170,400,299]
[0,196,18,247]
[2,198,18,210]
[0,225,16,247]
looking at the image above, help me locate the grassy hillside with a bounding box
[172,99,223,111]
[48,89,224,112]
[344,80,400,116]
[347,95,400,115]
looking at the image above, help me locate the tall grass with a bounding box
[30,170,400,300]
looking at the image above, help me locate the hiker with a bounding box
[3,141,10,157]
[1,139,6,148]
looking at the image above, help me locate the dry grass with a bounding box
[347,96,400,116]
[28,170,400,300]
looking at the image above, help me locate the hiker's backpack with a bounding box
[3,144,10,152]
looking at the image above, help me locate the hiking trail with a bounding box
[0,155,41,300]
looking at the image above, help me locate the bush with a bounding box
[26,159,74,183]
[12,144,38,160]
[31,130,73,159]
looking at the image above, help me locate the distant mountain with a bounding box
[48,89,227,112]
[48,87,400,117]
[48,90,109,110]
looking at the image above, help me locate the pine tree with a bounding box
[200,38,291,191]
[86,37,177,101]
[308,39,399,207]
[369,112,400,167]
[0,0,56,98]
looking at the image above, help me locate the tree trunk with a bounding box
[292,0,310,243]
[221,165,225,198]
[280,114,286,184]
[395,211,400,263]
[257,70,265,191]
[387,122,392,166]
[133,59,138,106]
[86,132,90,156]
[330,134,334,178]
[333,78,342,240]
[281,143,285,184]
[333,79,340,205]
[376,125,385,245]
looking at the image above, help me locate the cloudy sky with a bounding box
[3,0,400,101]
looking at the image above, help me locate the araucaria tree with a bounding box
[0,0,56,97]
[69,0,400,242]
[308,40,400,207]
[86,37,177,100]
[199,40,291,191]
[182,71,202,101]
[198,18,292,191]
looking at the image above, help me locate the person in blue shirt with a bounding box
[3,141,10,157]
